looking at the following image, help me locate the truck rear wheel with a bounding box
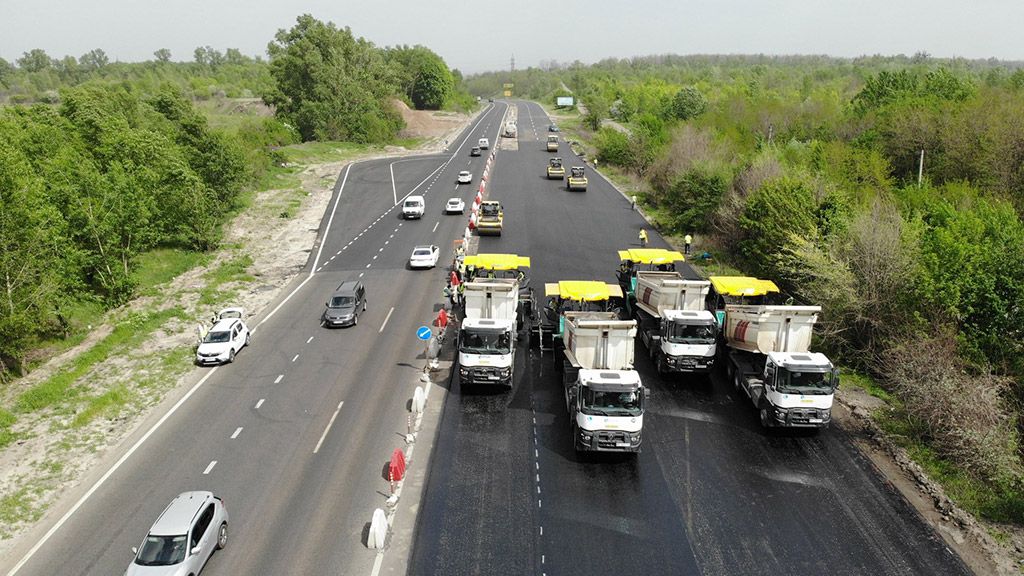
[733,372,742,394]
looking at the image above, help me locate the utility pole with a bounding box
[917,149,925,187]
[510,54,515,74]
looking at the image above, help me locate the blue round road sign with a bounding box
[416,326,432,340]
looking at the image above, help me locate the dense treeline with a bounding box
[504,55,1024,515]
[0,84,291,373]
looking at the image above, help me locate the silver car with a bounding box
[126,491,228,576]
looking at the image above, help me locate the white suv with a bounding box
[126,491,228,576]
[402,195,425,219]
[195,308,250,365]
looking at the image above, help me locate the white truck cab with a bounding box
[478,137,490,150]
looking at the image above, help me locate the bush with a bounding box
[663,164,730,234]
[593,127,630,166]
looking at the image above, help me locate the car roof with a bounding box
[405,195,424,202]
[447,197,462,202]
[149,491,214,535]
[413,245,435,251]
[459,170,471,174]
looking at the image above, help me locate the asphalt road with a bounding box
[409,101,970,575]
[1,102,510,576]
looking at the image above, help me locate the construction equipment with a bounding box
[463,253,535,332]
[616,248,686,303]
[504,121,517,138]
[633,271,717,376]
[458,279,520,389]
[546,157,565,179]
[567,166,587,191]
[535,280,622,349]
[712,276,839,429]
[546,134,559,152]
[476,201,503,236]
[559,312,647,453]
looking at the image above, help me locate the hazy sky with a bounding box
[2,0,1021,73]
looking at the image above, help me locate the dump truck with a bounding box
[715,277,838,429]
[547,157,565,179]
[476,200,503,236]
[559,311,647,453]
[546,134,559,152]
[567,166,587,191]
[536,280,623,350]
[458,279,520,389]
[633,271,717,375]
[463,253,535,334]
[616,248,686,305]
[705,276,782,326]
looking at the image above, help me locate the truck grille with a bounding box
[786,408,828,426]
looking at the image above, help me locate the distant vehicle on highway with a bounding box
[402,195,425,219]
[549,124,560,132]
[195,308,249,365]
[323,280,366,327]
[488,97,494,102]
[125,491,228,576]
[470,146,481,157]
[445,197,466,214]
[457,170,473,184]
[478,137,489,150]
[409,245,440,269]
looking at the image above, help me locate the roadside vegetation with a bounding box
[470,55,1024,525]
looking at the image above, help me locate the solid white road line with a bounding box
[389,162,398,205]
[313,401,344,454]
[379,306,395,333]
[274,375,283,384]
[203,461,217,475]
[3,365,224,576]
[231,427,242,439]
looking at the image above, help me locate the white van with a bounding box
[478,137,489,150]
[403,195,425,219]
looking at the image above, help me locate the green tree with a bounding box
[79,49,109,71]
[669,86,708,120]
[17,49,53,73]
[738,177,818,277]
[664,164,730,233]
[264,15,403,142]
[153,48,172,63]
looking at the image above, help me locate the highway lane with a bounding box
[2,101,508,576]
[410,101,969,575]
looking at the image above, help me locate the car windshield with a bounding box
[666,322,716,344]
[777,368,833,395]
[413,249,433,257]
[203,330,230,344]
[135,534,187,566]
[581,388,642,417]
[329,296,354,308]
[404,200,421,208]
[459,329,511,355]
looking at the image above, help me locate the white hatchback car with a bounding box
[126,491,228,576]
[445,197,466,214]
[409,245,440,269]
[457,171,473,184]
[195,308,250,365]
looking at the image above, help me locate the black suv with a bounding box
[470,146,481,157]
[323,280,366,327]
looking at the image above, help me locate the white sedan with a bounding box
[409,245,440,269]
[457,171,473,184]
[445,197,466,214]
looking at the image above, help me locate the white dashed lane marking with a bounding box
[274,375,283,384]
[291,354,299,362]
[230,427,242,439]
[255,398,265,409]
[203,461,217,475]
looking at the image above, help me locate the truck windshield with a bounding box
[778,369,833,395]
[666,323,716,344]
[460,329,511,355]
[581,388,643,417]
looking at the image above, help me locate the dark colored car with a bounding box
[549,124,560,132]
[323,280,366,327]
[470,146,481,157]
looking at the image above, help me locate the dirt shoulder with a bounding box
[0,104,481,554]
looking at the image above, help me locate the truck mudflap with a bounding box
[760,401,831,428]
[574,426,642,452]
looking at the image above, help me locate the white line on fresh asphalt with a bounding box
[274,375,283,384]
[231,427,242,439]
[203,461,217,475]
[306,336,314,344]
[384,240,389,246]
[359,272,364,278]
[255,398,265,409]
[378,247,384,252]
[313,401,344,454]
[366,263,371,268]
[291,354,299,362]
[432,221,439,233]
[379,306,395,333]
[3,364,225,576]
[373,255,378,260]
